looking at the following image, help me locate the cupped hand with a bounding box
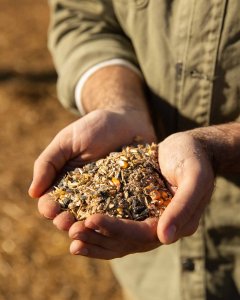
[157,132,215,244]
[29,108,158,256]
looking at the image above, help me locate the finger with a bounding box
[69,220,86,238]
[69,221,119,250]
[29,128,73,198]
[176,193,210,239]
[70,217,160,253]
[84,214,159,243]
[157,178,204,244]
[53,211,76,231]
[38,194,61,219]
[70,239,119,260]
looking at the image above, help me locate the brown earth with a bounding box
[0,1,122,300]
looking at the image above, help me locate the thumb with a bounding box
[28,127,73,198]
[157,179,200,244]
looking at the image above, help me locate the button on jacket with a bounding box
[48,1,240,299]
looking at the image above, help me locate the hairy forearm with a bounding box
[189,122,240,173]
[80,65,156,144]
[81,65,150,115]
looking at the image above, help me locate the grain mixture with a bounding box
[52,143,172,221]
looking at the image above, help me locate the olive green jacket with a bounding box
[48,1,240,299]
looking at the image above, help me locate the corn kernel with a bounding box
[118,160,129,169]
[161,191,168,199]
[112,177,120,186]
[117,207,123,213]
[150,190,161,200]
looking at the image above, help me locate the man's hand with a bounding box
[156,132,215,244]
[157,122,240,244]
[28,108,158,257]
[28,65,162,259]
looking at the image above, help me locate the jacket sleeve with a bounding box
[48,0,139,113]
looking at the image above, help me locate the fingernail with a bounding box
[166,225,177,243]
[52,218,58,226]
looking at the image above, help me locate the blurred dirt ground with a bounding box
[0,1,122,300]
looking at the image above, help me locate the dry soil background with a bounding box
[0,1,122,299]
